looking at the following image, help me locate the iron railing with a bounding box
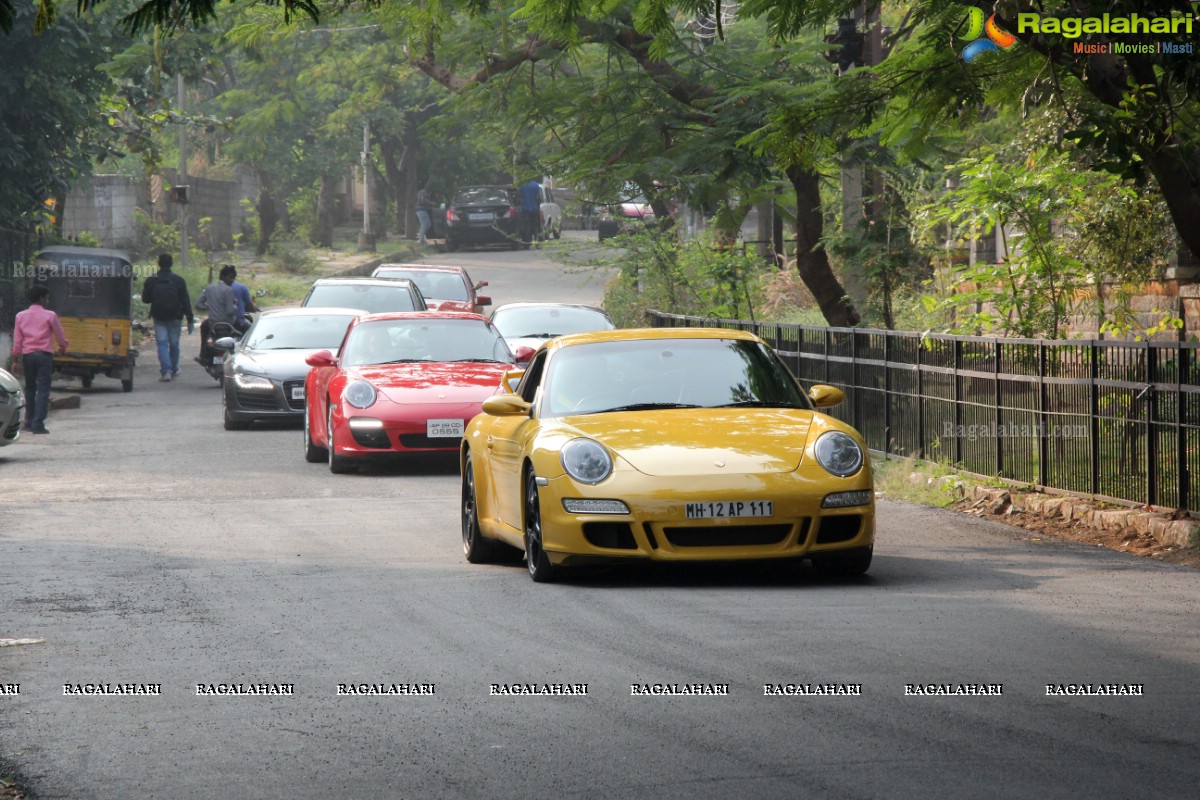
[648,310,1200,512]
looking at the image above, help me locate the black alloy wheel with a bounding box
[524,470,557,582]
[327,404,352,474]
[462,458,497,563]
[303,402,326,462]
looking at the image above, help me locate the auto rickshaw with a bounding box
[32,246,137,392]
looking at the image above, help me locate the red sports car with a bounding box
[370,264,491,314]
[303,312,533,473]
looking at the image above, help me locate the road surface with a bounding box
[1,241,1198,799]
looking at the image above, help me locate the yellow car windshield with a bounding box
[543,338,810,417]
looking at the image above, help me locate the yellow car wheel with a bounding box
[462,459,498,564]
[524,470,558,583]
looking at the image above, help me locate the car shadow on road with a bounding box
[531,551,1062,592]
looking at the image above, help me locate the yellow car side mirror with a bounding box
[483,394,532,416]
[808,384,845,408]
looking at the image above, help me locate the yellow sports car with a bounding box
[460,328,875,582]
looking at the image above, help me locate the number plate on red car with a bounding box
[685,501,773,519]
[427,419,464,438]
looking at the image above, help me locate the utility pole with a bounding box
[358,121,375,251]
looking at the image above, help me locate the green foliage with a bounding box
[267,243,319,276]
[913,149,1094,339]
[0,5,124,228]
[286,185,320,246]
[597,228,792,326]
[133,208,179,261]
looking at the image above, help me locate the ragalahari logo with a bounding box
[960,7,1017,62]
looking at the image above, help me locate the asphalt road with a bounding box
[2,240,1199,799]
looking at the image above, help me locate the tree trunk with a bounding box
[256,182,277,256]
[315,174,335,248]
[381,140,405,237]
[787,164,859,327]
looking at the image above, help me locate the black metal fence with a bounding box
[648,310,1200,512]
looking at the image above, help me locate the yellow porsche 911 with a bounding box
[460,328,875,582]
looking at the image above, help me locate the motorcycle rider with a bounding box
[195,265,238,367]
[225,264,258,333]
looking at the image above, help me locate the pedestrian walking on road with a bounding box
[416,185,433,246]
[11,284,69,434]
[141,253,194,382]
[516,178,542,246]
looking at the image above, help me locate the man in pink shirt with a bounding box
[11,284,69,434]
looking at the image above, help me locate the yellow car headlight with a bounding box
[814,432,864,477]
[561,438,613,484]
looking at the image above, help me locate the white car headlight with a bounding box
[561,438,613,484]
[343,380,377,410]
[814,431,864,477]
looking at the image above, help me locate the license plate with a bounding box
[468,213,493,222]
[685,501,773,519]
[427,418,464,438]
[212,355,224,365]
[291,386,305,401]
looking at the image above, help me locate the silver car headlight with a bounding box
[561,438,613,484]
[814,431,864,477]
[343,380,377,410]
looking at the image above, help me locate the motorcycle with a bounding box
[198,317,251,383]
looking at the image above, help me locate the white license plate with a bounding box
[468,213,493,222]
[427,418,464,438]
[685,501,773,519]
[291,386,305,400]
[212,355,224,365]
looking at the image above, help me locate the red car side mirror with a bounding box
[476,295,492,307]
[306,349,337,368]
[513,346,535,365]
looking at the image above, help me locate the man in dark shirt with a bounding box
[140,253,194,382]
[516,178,542,246]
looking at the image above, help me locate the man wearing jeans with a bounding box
[140,253,194,382]
[11,285,69,434]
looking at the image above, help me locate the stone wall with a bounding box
[63,170,259,251]
[62,176,143,248]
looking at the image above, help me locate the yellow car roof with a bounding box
[547,327,760,351]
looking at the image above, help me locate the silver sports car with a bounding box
[0,367,25,446]
[219,307,363,430]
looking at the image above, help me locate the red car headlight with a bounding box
[343,380,377,410]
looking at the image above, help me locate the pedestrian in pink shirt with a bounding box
[11,284,69,434]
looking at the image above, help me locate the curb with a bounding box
[961,485,1200,549]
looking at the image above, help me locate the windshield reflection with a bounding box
[542,338,810,417]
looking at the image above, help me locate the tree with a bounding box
[0,5,124,229]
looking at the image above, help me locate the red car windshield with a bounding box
[375,269,469,302]
[342,318,513,367]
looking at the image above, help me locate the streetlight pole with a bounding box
[358,121,375,251]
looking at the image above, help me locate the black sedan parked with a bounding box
[217,307,364,430]
[444,185,521,251]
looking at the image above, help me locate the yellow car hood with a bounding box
[560,408,814,477]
